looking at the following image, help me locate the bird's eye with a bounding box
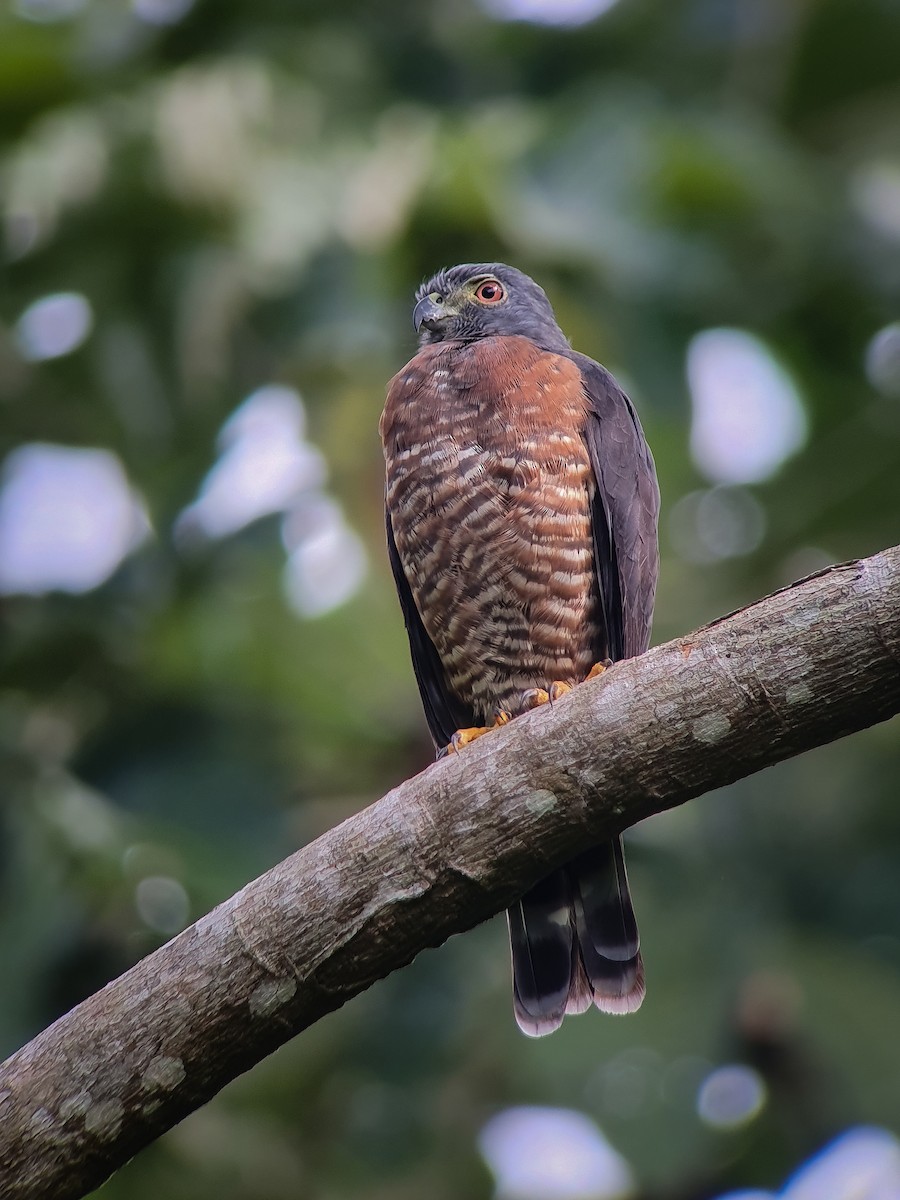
[474,280,505,304]
[428,292,443,304]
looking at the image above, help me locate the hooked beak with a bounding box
[413,296,452,333]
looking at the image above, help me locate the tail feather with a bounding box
[565,955,594,1017]
[508,869,574,1037]
[508,837,644,1035]
[571,837,645,1015]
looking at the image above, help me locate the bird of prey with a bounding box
[380,263,660,1035]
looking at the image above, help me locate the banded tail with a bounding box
[508,836,644,1037]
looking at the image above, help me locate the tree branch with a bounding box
[2,546,900,1200]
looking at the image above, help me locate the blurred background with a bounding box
[2,0,900,1197]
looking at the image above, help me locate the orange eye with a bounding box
[475,280,505,304]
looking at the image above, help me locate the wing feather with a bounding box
[564,351,660,661]
[385,510,475,750]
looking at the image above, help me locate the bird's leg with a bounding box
[449,710,510,753]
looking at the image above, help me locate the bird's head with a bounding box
[413,263,569,351]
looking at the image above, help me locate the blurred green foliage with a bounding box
[1,0,899,1197]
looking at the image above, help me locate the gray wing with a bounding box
[565,351,660,661]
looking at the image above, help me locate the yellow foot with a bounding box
[585,659,613,682]
[449,710,510,753]
[520,667,609,719]
[521,681,574,710]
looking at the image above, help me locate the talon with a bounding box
[585,659,613,682]
[548,681,573,702]
[450,727,490,752]
[448,710,511,753]
[522,687,550,710]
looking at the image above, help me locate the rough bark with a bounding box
[2,546,899,1200]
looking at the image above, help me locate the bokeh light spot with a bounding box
[865,322,900,398]
[852,161,900,243]
[587,1047,663,1120]
[697,1065,766,1130]
[482,0,621,26]
[135,876,190,935]
[132,0,194,25]
[780,1126,900,1199]
[16,292,94,362]
[178,385,367,618]
[177,385,326,541]
[687,329,807,485]
[0,444,149,595]
[49,785,120,852]
[669,487,766,564]
[479,1105,635,1199]
[282,497,368,619]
